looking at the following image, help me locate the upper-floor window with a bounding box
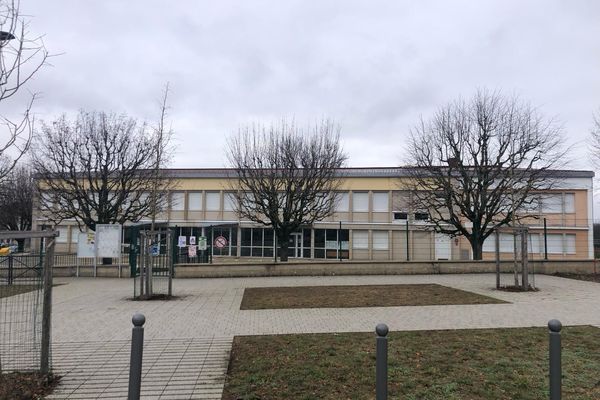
[414,212,429,221]
[540,193,576,214]
[170,192,185,211]
[188,192,202,211]
[205,192,220,211]
[372,192,389,212]
[352,192,368,212]
[336,192,349,212]
[224,192,237,212]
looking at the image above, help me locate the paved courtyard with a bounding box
[39,274,600,398]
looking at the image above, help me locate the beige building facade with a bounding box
[34,167,595,261]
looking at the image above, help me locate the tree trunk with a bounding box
[278,232,290,262]
[470,237,484,260]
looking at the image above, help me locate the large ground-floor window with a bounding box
[314,228,349,259]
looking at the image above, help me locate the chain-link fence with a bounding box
[0,231,56,374]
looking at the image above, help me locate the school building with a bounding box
[34,167,595,261]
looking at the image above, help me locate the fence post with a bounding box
[543,218,548,260]
[548,319,562,400]
[521,229,529,290]
[405,221,409,261]
[376,323,389,400]
[40,237,55,375]
[8,254,13,285]
[128,313,146,400]
[495,230,500,289]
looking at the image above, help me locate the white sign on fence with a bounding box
[198,236,207,251]
[77,232,96,258]
[95,224,122,258]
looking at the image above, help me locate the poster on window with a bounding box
[188,245,197,257]
[178,236,187,248]
[189,236,196,245]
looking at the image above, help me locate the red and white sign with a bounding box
[214,235,228,249]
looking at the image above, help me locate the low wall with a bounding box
[175,259,598,278]
[52,265,131,278]
[38,259,598,278]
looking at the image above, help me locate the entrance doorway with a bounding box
[288,232,303,258]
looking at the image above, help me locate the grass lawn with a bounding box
[223,326,600,400]
[0,372,59,400]
[240,284,506,310]
[0,284,41,299]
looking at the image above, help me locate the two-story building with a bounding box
[34,167,594,261]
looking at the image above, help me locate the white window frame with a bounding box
[352,192,369,212]
[352,230,368,249]
[372,231,389,250]
[188,192,202,211]
[205,191,220,211]
[372,192,389,212]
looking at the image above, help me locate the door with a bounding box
[435,233,452,260]
[288,233,302,258]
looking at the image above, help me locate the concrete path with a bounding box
[38,274,600,398]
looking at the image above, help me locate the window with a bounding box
[414,212,429,221]
[188,192,202,211]
[565,234,576,254]
[372,192,389,212]
[352,192,368,212]
[205,192,220,211]
[372,231,389,250]
[546,234,563,254]
[483,233,515,253]
[224,192,236,212]
[564,194,575,213]
[336,192,349,212]
[393,212,408,221]
[70,228,80,243]
[528,234,541,254]
[56,226,68,243]
[170,192,185,211]
[352,230,368,249]
[541,194,562,213]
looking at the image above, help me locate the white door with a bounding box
[288,233,302,258]
[435,233,452,260]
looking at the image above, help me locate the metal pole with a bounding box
[273,229,277,263]
[495,230,500,289]
[544,218,548,260]
[522,229,529,290]
[405,221,409,261]
[548,319,562,400]
[375,323,389,400]
[40,237,55,375]
[127,313,146,400]
[338,221,342,261]
[210,226,213,264]
[8,254,13,285]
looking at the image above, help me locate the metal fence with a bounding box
[0,231,56,374]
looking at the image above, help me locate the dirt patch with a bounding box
[0,372,60,400]
[240,283,506,309]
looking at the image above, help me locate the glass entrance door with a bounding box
[288,232,303,258]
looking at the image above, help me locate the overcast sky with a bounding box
[14,0,600,170]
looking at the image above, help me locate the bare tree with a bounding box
[406,90,565,260]
[590,109,600,168]
[149,82,175,231]
[31,111,172,233]
[0,163,32,250]
[0,0,49,181]
[227,120,347,261]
